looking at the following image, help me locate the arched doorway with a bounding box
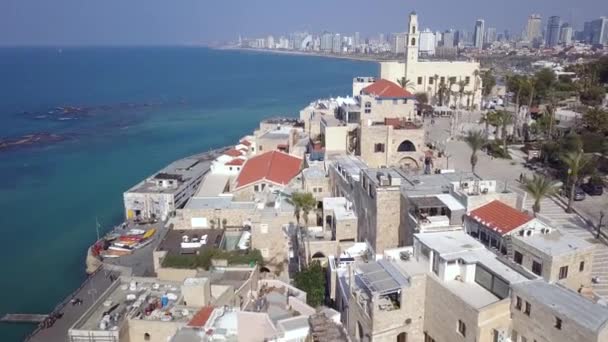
[312,252,326,259]
[399,157,419,171]
[397,332,407,342]
[260,266,271,273]
[397,140,417,152]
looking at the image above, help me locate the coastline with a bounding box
[214,46,386,63]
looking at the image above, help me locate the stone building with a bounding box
[511,281,608,342]
[357,79,416,123]
[380,12,482,109]
[359,117,426,170]
[511,228,594,292]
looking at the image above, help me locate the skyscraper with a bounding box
[354,32,360,48]
[485,27,497,44]
[442,30,455,48]
[526,14,543,45]
[474,19,485,49]
[586,17,608,45]
[419,29,436,56]
[391,33,407,54]
[320,32,333,52]
[559,24,573,46]
[332,33,342,53]
[546,16,561,47]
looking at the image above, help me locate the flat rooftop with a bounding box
[302,166,326,180]
[361,168,405,188]
[158,228,224,256]
[328,154,367,182]
[185,196,256,210]
[415,231,531,285]
[512,228,595,257]
[71,277,198,332]
[194,173,231,197]
[127,157,210,194]
[513,280,608,332]
[323,197,356,220]
[409,194,465,211]
[401,172,480,196]
[355,259,410,295]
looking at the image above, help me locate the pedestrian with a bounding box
[519,173,523,183]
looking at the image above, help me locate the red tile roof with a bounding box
[224,148,243,157]
[361,79,414,99]
[468,200,533,235]
[188,306,214,327]
[235,151,302,189]
[240,139,252,147]
[225,158,245,166]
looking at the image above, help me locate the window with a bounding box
[559,266,568,279]
[465,76,471,84]
[457,320,466,337]
[260,224,268,234]
[417,76,423,85]
[259,145,263,151]
[365,101,371,114]
[429,77,434,85]
[229,167,233,171]
[261,248,269,258]
[580,261,585,272]
[144,333,151,341]
[374,143,385,153]
[440,76,445,84]
[412,26,416,34]
[524,301,531,316]
[411,37,416,46]
[514,251,523,265]
[254,185,260,192]
[532,260,542,276]
[555,317,562,330]
[515,296,522,310]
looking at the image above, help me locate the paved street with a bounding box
[426,115,608,301]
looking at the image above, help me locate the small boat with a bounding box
[142,228,156,239]
[101,249,132,258]
[119,235,143,242]
[134,239,154,249]
[126,229,146,236]
[109,245,134,252]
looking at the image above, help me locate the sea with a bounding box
[0,47,376,341]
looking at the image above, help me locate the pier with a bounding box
[1,314,48,324]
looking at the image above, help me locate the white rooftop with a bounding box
[323,197,356,220]
[512,228,595,257]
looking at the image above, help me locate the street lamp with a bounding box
[598,210,605,240]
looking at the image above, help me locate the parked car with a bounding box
[562,186,586,201]
[582,182,604,196]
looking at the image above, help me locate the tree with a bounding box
[291,192,317,227]
[293,261,326,307]
[397,77,415,91]
[481,70,496,98]
[580,86,606,107]
[523,174,557,216]
[432,74,440,104]
[457,80,467,109]
[561,150,593,213]
[415,92,429,105]
[492,110,513,155]
[534,68,556,101]
[447,77,457,107]
[464,130,486,173]
[464,91,473,110]
[582,108,608,134]
[438,83,448,106]
[471,69,481,109]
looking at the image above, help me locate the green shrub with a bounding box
[293,261,326,307]
[161,248,264,270]
[486,141,512,159]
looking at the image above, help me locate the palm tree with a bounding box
[457,80,466,109]
[493,110,513,155]
[464,91,473,110]
[471,69,480,109]
[290,191,318,262]
[397,77,415,92]
[447,77,457,107]
[464,130,486,173]
[561,150,593,213]
[438,83,448,106]
[523,174,557,216]
[479,112,492,140]
[432,74,439,104]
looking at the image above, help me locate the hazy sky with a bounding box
[0,0,605,45]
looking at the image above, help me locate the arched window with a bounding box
[411,37,416,46]
[397,140,416,152]
[144,333,151,341]
[412,26,416,34]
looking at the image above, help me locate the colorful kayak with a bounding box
[142,228,156,239]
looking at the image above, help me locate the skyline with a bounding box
[0,0,606,45]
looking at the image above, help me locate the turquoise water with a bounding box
[0,47,375,341]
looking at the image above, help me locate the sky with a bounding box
[0,0,605,45]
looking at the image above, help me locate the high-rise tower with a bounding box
[405,12,420,64]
